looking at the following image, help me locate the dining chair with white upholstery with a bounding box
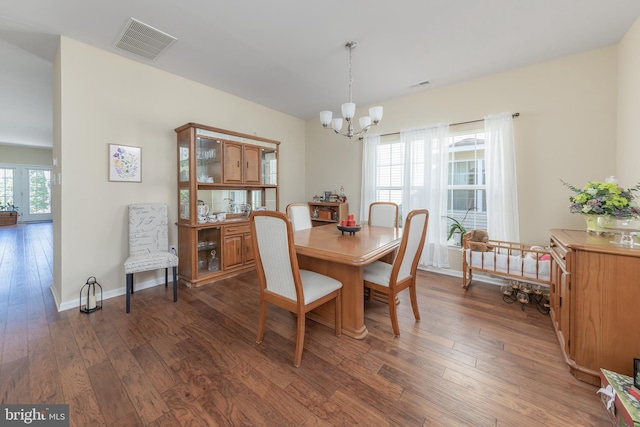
[363,209,429,336]
[368,202,399,228]
[286,202,313,231]
[124,204,179,313]
[251,210,342,367]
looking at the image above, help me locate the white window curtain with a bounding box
[401,124,450,268]
[484,112,519,242]
[360,134,380,222]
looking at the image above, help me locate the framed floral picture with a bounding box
[109,144,142,182]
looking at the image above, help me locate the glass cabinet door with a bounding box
[179,137,189,183]
[262,149,277,185]
[197,227,221,275]
[179,189,190,221]
[196,137,222,184]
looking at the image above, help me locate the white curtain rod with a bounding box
[361,112,520,140]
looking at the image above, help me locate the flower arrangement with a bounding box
[562,177,640,218]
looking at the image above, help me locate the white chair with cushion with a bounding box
[363,209,429,336]
[251,210,342,367]
[369,202,399,227]
[367,202,400,302]
[124,204,179,313]
[286,203,313,231]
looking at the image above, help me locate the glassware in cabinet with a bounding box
[196,136,222,184]
[197,227,221,275]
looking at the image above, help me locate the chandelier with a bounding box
[319,41,383,139]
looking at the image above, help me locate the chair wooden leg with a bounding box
[388,292,400,337]
[256,300,267,344]
[165,268,168,288]
[410,283,420,321]
[294,311,305,367]
[126,273,133,313]
[172,267,178,302]
[335,291,342,337]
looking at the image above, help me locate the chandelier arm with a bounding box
[326,121,379,139]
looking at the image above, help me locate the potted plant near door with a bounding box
[0,203,19,226]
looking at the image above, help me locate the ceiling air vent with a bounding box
[114,18,177,61]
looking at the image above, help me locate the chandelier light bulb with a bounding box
[369,106,383,123]
[359,116,372,130]
[320,111,333,127]
[341,102,356,120]
[331,118,343,132]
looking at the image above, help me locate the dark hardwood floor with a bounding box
[0,223,610,426]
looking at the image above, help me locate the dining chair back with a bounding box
[369,202,399,227]
[123,204,179,313]
[251,210,342,367]
[286,203,313,231]
[363,209,429,336]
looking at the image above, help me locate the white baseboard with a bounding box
[57,276,168,312]
[419,265,508,287]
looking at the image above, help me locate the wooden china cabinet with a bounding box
[175,123,279,287]
[549,229,640,385]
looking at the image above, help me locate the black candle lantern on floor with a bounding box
[80,276,102,313]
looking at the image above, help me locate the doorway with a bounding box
[0,164,53,222]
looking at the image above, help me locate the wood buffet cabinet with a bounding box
[309,202,349,227]
[549,229,640,385]
[175,123,279,287]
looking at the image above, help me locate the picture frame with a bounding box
[324,191,332,202]
[635,358,640,389]
[109,144,142,182]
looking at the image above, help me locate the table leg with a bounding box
[297,254,368,339]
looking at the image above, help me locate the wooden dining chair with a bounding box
[369,202,399,227]
[363,209,429,336]
[286,202,313,231]
[250,210,342,367]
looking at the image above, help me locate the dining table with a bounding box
[293,223,403,339]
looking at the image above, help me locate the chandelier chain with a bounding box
[347,43,353,103]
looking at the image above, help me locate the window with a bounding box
[375,140,405,219]
[0,168,15,207]
[372,130,486,240]
[28,169,52,214]
[447,131,487,237]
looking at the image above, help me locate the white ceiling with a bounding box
[2,0,640,148]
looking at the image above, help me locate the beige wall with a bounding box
[306,46,619,258]
[48,24,640,306]
[618,16,640,186]
[53,37,306,309]
[0,144,52,165]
